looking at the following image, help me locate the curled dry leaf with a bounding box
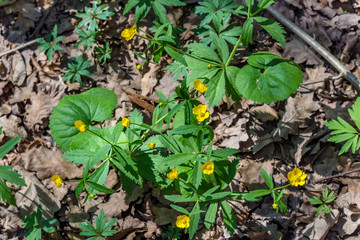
[251,105,279,122]
[10,52,26,86]
[0,114,27,141]
[96,191,130,218]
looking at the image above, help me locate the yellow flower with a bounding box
[176,215,190,229]
[51,175,63,188]
[121,25,137,41]
[192,104,207,115]
[192,104,210,122]
[208,64,212,69]
[287,167,307,187]
[136,64,142,70]
[193,80,207,93]
[122,117,130,127]
[90,193,95,198]
[272,203,278,210]
[201,161,214,175]
[149,142,156,149]
[167,168,178,180]
[74,120,86,132]
[159,102,163,107]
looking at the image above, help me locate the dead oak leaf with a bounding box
[24,81,66,131]
[283,37,323,65]
[22,144,82,180]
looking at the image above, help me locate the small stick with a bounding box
[0,39,38,58]
[301,74,343,86]
[29,0,62,39]
[313,167,360,183]
[265,5,360,92]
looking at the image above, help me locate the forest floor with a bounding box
[1,0,360,239]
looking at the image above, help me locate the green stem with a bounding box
[225,36,243,67]
[248,0,253,17]
[178,178,199,198]
[87,129,113,146]
[273,184,290,191]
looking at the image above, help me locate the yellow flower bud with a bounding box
[90,193,95,198]
[201,161,214,175]
[149,142,156,149]
[176,215,190,229]
[51,175,63,188]
[122,117,130,127]
[208,64,212,69]
[272,203,278,210]
[74,120,86,132]
[136,64,142,70]
[167,168,178,180]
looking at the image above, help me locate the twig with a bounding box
[0,40,38,58]
[265,5,360,92]
[29,0,62,39]
[301,74,343,86]
[313,167,360,183]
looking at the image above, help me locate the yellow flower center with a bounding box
[272,203,278,210]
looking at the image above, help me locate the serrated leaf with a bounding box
[187,43,222,63]
[204,202,218,229]
[241,18,254,47]
[191,161,203,189]
[233,52,302,103]
[164,194,198,203]
[254,17,286,47]
[315,205,324,216]
[0,179,16,206]
[49,88,117,151]
[220,199,236,236]
[189,202,200,239]
[0,166,26,186]
[0,134,22,159]
[163,153,197,168]
[205,69,226,107]
[86,181,115,194]
[170,204,190,215]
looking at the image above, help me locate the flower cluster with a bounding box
[121,25,137,41]
[51,175,63,188]
[193,80,207,93]
[167,168,178,180]
[201,161,214,175]
[192,104,209,122]
[287,167,307,187]
[74,120,86,132]
[176,215,190,229]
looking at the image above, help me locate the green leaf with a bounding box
[187,43,222,63]
[204,202,218,229]
[0,179,16,206]
[191,161,203,189]
[0,134,22,159]
[309,196,322,205]
[260,168,273,189]
[254,17,286,47]
[211,148,239,158]
[209,32,229,63]
[0,166,26,186]
[220,199,236,236]
[315,205,324,217]
[170,204,190,215]
[86,181,115,194]
[164,194,198,203]
[205,69,226,107]
[241,18,254,47]
[163,153,197,168]
[49,88,117,151]
[233,52,302,103]
[189,202,201,239]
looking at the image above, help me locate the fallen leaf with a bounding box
[283,37,323,65]
[251,105,279,122]
[96,191,130,218]
[10,52,26,86]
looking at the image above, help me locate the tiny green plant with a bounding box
[0,127,26,206]
[36,25,65,62]
[163,225,182,240]
[21,205,57,240]
[324,97,360,155]
[308,188,336,217]
[75,1,115,32]
[94,41,112,63]
[79,209,117,240]
[63,56,92,83]
[74,28,100,50]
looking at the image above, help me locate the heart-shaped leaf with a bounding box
[49,88,117,151]
[233,52,302,103]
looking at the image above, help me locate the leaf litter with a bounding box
[0,0,360,239]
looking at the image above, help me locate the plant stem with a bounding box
[87,129,113,146]
[273,184,290,191]
[225,36,242,67]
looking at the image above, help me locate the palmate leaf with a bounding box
[49,88,117,151]
[325,98,360,155]
[232,52,302,103]
[254,17,286,47]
